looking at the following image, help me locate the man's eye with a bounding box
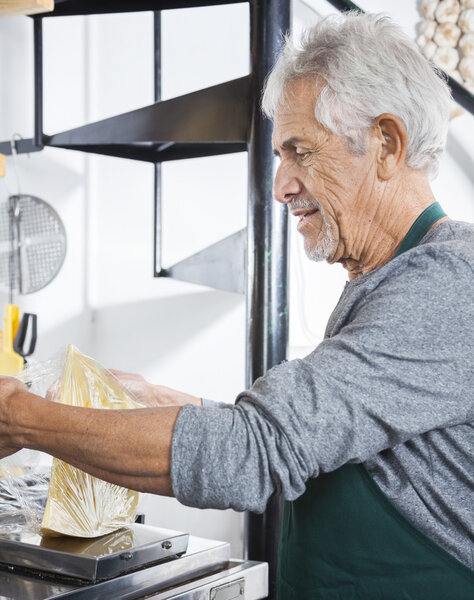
[296,151,311,161]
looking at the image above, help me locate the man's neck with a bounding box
[340,175,446,281]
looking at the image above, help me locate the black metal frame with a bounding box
[33,17,44,149]
[37,0,246,16]
[0,3,290,598]
[245,5,290,599]
[153,11,162,277]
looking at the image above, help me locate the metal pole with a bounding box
[33,17,44,149]
[245,1,290,598]
[153,11,163,276]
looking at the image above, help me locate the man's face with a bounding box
[272,79,380,267]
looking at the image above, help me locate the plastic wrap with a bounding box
[0,462,50,535]
[0,359,58,536]
[0,344,142,538]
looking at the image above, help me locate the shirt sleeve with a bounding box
[171,247,474,512]
[201,398,228,408]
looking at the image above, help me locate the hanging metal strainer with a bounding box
[0,194,67,295]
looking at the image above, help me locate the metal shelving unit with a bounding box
[0,2,290,598]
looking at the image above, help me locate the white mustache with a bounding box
[289,198,321,212]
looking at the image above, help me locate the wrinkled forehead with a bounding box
[274,78,319,117]
[272,79,322,146]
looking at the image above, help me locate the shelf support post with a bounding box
[33,16,44,149]
[153,10,163,276]
[245,1,290,598]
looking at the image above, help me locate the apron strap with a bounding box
[392,201,446,259]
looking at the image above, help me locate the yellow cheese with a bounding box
[41,345,140,538]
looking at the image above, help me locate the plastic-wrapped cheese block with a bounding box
[41,345,140,537]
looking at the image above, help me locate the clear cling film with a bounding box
[0,344,142,538]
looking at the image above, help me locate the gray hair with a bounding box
[262,12,452,179]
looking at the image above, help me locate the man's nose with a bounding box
[273,163,302,204]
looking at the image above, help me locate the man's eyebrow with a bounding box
[272,137,305,157]
[283,137,304,148]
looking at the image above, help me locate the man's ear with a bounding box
[374,113,408,180]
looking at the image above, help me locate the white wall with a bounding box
[0,15,91,353]
[0,1,473,558]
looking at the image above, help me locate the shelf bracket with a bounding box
[160,229,246,294]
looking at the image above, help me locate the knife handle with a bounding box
[13,313,37,358]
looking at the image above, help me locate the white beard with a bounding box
[306,217,336,262]
[290,198,337,262]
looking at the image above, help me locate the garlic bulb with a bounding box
[459,54,474,79]
[433,46,461,70]
[435,0,461,23]
[434,22,462,45]
[422,0,440,20]
[459,32,474,55]
[459,8,474,31]
[423,39,438,59]
[417,0,474,118]
[419,19,437,38]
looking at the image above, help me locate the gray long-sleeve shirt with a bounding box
[171,220,474,570]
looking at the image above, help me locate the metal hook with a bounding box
[10,133,30,158]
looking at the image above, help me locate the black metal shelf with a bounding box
[43,141,247,162]
[35,0,246,17]
[0,138,42,156]
[42,76,251,162]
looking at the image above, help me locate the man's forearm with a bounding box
[9,390,180,495]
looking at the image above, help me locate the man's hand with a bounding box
[0,370,196,496]
[0,377,27,459]
[0,376,182,496]
[109,370,202,408]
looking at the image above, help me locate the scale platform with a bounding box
[0,523,189,583]
[0,523,268,599]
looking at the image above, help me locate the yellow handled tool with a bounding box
[0,303,24,375]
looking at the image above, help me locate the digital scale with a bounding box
[0,523,268,599]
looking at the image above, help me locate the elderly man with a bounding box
[1,12,473,599]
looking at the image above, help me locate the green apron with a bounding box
[277,202,474,599]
